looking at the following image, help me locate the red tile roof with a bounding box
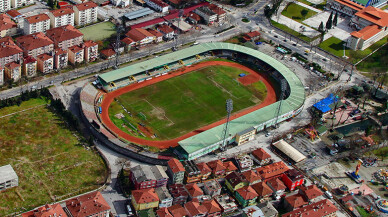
[132,188,159,204]
[246,31,261,38]
[148,0,168,8]
[252,148,271,161]
[0,14,17,31]
[168,204,188,217]
[100,48,116,57]
[266,178,286,191]
[84,40,98,47]
[121,37,135,45]
[351,24,382,40]
[241,170,261,184]
[355,6,388,27]
[157,24,174,34]
[168,158,185,174]
[46,25,83,44]
[283,199,338,217]
[223,161,238,173]
[147,29,163,37]
[126,28,154,42]
[207,160,226,174]
[203,199,222,214]
[225,171,247,188]
[197,162,211,175]
[334,0,364,11]
[236,186,258,200]
[50,8,74,17]
[23,56,37,64]
[21,204,68,217]
[6,10,22,19]
[55,47,67,55]
[256,161,289,180]
[251,181,273,197]
[300,185,323,200]
[5,62,20,69]
[65,191,110,217]
[25,14,50,24]
[68,45,83,53]
[187,12,201,21]
[74,1,98,11]
[37,53,52,61]
[130,17,165,29]
[15,32,54,51]
[156,207,173,217]
[185,183,203,197]
[208,4,226,15]
[285,194,308,209]
[0,36,23,59]
[184,201,207,216]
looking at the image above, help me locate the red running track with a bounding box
[100,61,277,149]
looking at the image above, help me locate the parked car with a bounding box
[324,191,333,199]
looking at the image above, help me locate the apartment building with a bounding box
[0,14,17,37]
[46,24,84,50]
[54,48,68,69]
[0,36,23,67]
[16,32,54,58]
[23,14,50,35]
[23,56,37,78]
[208,4,226,23]
[144,0,169,13]
[64,191,111,217]
[48,8,75,28]
[4,62,21,81]
[73,1,98,26]
[194,6,217,24]
[0,0,11,13]
[167,158,185,184]
[11,0,33,9]
[37,53,53,73]
[68,45,84,64]
[83,40,98,62]
[156,24,175,40]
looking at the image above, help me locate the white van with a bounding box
[325,191,333,199]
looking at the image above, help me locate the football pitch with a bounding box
[108,64,268,141]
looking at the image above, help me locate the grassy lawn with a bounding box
[297,0,327,10]
[271,20,320,42]
[357,43,388,73]
[319,37,348,57]
[0,98,107,216]
[109,63,267,140]
[281,3,318,22]
[79,21,116,41]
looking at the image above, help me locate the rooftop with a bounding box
[267,178,286,191]
[215,194,238,210]
[37,53,53,61]
[74,1,98,11]
[202,199,222,214]
[236,186,258,200]
[156,207,173,217]
[65,191,110,217]
[284,169,304,181]
[197,162,211,175]
[251,181,273,197]
[184,201,207,216]
[50,8,74,17]
[155,186,172,200]
[300,184,323,200]
[223,161,238,173]
[185,183,203,197]
[225,171,247,187]
[0,37,23,59]
[124,7,154,20]
[256,161,289,180]
[207,160,226,174]
[351,24,382,40]
[126,28,154,42]
[46,25,83,44]
[257,202,278,217]
[15,32,54,51]
[100,48,115,57]
[25,14,50,24]
[6,10,22,19]
[0,14,17,31]
[195,6,216,16]
[168,158,185,173]
[157,24,174,33]
[168,204,188,217]
[283,199,338,217]
[0,164,18,184]
[252,148,271,161]
[284,194,308,209]
[21,204,68,217]
[273,139,306,163]
[132,188,159,204]
[203,179,221,191]
[242,170,262,184]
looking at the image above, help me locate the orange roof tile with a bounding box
[156,207,173,217]
[75,1,98,11]
[252,148,271,161]
[68,45,83,53]
[255,161,289,179]
[65,191,110,217]
[100,48,115,57]
[283,199,338,217]
[285,194,308,209]
[15,32,54,51]
[241,170,261,184]
[126,28,154,42]
[0,14,17,31]
[147,29,163,37]
[46,25,83,44]
[203,199,222,214]
[351,24,382,40]
[23,56,37,64]
[223,161,238,172]
[187,12,201,21]
[246,31,261,38]
[5,62,20,69]
[225,171,247,188]
[355,6,388,27]
[236,186,258,200]
[157,24,175,34]
[197,162,212,175]
[21,204,68,217]
[0,36,23,59]
[6,10,22,18]
[208,4,226,15]
[266,178,286,191]
[251,181,273,197]
[168,158,185,173]
[207,160,226,174]
[168,204,188,217]
[185,183,203,197]
[184,201,207,216]
[121,37,135,45]
[84,40,98,47]
[37,53,52,61]
[25,14,50,24]
[300,185,323,200]
[132,188,159,204]
[50,8,74,17]
[55,48,67,55]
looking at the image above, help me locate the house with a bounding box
[214,194,238,213]
[21,204,68,217]
[194,6,217,24]
[0,36,23,68]
[202,179,221,198]
[0,164,18,191]
[73,1,98,26]
[283,199,338,217]
[196,162,211,180]
[256,161,289,181]
[100,48,116,59]
[37,53,53,74]
[257,202,278,217]
[223,161,238,175]
[6,10,22,21]
[168,184,189,205]
[126,28,155,46]
[144,0,169,13]
[156,186,173,208]
[299,184,324,203]
[186,12,201,25]
[83,40,98,62]
[15,32,54,58]
[243,31,261,42]
[266,178,286,199]
[186,183,204,200]
[241,170,262,185]
[236,154,254,172]
[167,158,185,184]
[224,171,248,193]
[121,37,135,52]
[184,200,207,217]
[151,165,169,188]
[207,160,226,177]
[283,194,308,211]
[148,29,163,43]
[0,14,17,37]
[4,62,21,81]
[11,0,33,9]
[157,24,174,40]
[22,56,37,78]
[0,0,11,13]
[46,25,84,50]
[251,148,272,166]
[251,181,273,203]
[168,204,189,217]
[235,186,258,207]
[48,8,75,28]
[156,207,173,217]
[23,14,50,35]
[64,191,111,217]
[131,188,159,211]
[208,4,226,23]
[183,161,201,183]
[235,127,256,146]
[54,48,68,69]
[68,45,84,64]
[130,164,162,190]
[202,199,222,217]
[281,169,304,191]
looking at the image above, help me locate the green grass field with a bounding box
[0,98,107,216]
[109,64,268,140]
[281,3,317,22]
[79,21,116,41]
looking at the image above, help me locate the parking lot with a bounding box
[101,4,162,25]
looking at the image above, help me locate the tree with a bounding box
[333,12,338,26]
[326,11,333,30]
[318,21,324,33]
[301,9,308,19]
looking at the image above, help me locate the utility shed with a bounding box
[272,140,306,163]
[0,164,18,191]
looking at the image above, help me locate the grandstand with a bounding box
[96,42,305,160]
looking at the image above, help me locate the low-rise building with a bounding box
[64,191,111,217]
[23,14,50,35]
[46,25,84,50]
[202,179,221,198]
[223,161,238,175]
[15,32,54,58]
[196,162,211,180]
[243,31,261,42]
[236,154,254,172]
[214,194,238,214]
[37,53,53,74]
[0,36,23,68]
[126,28,155,46]
[207,160,226,177]
[186,183,204,200]
[168,183,188,205]
[208,4,226,23]
[156,186,173,208]
[151,165,169,188]
[281,169,304,191]
[23,56,37,77]
[241,170,262,186]
[235,186,258,207]
[54,48,68,69]
[283,199,338,217]
[49,8,75,28]
[168,204,189,217]
[148,28,163,43]
[83,40,98,62]
[100,48,116,59]
[225,171,248,193]
[156,207,173,217]
[184,200,207,217]
[167,158,185,184]
[183,160,201,183]
[0,14,17,37]
[256,161,289,181]
[257,202,278,217]
[68,45,84,64]
[252,181,273,203]
[157,24,175,40]
[73,1,98,26]
[283,194,308,211]
[4,62,21,81]
[299,184,324,203]
[131,188,159,211]
[194,6,217,24]
[22,204,68,217]
[144,0,169,13]
[131,164,157,190]
[202,199,222,217]
[121,37,135,52]
[186,12,201,25]
[251,148,272,166]
[235,127,255,146]
[266,178,286,199]
[0,164,18,191]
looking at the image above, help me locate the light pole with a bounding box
[221,99,233,151]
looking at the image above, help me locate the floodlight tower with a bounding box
[274,79,287,128]
[113,26,123,69]
[221,99,233,151]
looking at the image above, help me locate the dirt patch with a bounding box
[238,74,260,85]
[150,107,167,120]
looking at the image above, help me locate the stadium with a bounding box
[82,42,305,161]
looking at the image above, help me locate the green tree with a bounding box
[301,9,308,19]
[318,21,324,33]
[47,0,53,8]
[326,12,333,30]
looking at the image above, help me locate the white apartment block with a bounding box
[0,0,11,13]
[73,1,98,26]
[49,8,75,28]
[194,6,217,24]
[23,14,50,35]
[144,0,169,13]
[11,0,33,9]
